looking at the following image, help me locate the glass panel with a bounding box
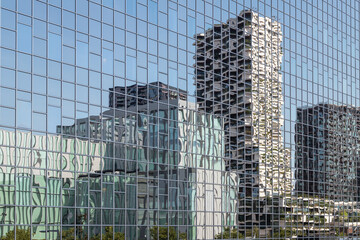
[17,53,31,73]
[63,10,75,29]
[1,29,16,49]
[17,72,31,92]
[0,87,15,108]
[16,99,31,129]
[126,55,136,81]
[126,0,136,16]
[76,0,89,16]
[32,75,46,95]
[63,0,75,12]
[76,41,89,68]
[0,48,15,69]
[47,106,60,134]
[18,0,32,15]
[102,49,113,75]
[48,6,61,25]
[1,1,360,239]
[48,32,62,61]
[33,38,46,57]
[168,9,177,31]
[1,9,15,29]
[0,107,15,127]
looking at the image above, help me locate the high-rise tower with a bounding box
[195,10,291,231]
[295,104,360,201]
[195,9,290,199]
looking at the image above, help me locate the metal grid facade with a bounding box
[0,0,360,239]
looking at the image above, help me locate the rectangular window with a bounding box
[18,0,32,15]
[126,0,136,16]
[48,32,62,61]
[0,106,15,127]
[126,55,136,80]
[169,9,177,31]
[76,41,89,68]
[102,49,114,75]
[16,100,31,129]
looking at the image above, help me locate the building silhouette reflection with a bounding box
[31,81,236,239]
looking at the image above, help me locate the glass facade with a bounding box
[0,0,359,239]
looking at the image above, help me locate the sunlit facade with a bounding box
[194,10,291,235]
[1,0,360,239]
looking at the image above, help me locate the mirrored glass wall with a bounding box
[0,0,360,239]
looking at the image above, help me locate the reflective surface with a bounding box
[0,0,360,239]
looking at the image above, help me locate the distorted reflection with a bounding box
[1,0,360,239]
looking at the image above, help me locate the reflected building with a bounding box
[177,102,238,239]
[108,82,237,239]
[292,103,360,237]
[0,128,110,239]
[47,82,236,239]
[295,104,360,201]
[1,0,359,239]
[109,81,187,109]
[194,10,291,234]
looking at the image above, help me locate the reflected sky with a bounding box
[0,0,360,239]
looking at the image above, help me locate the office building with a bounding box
[295,104,360,201]
[195,11,291,235]
[1,0,359,239]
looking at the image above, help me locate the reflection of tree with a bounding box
[214,227,244,239]
[61,227,77,240]
[89,227,125,240]
[62,226,125,240]
[338,210,349,221]
[335,230,347,237]
[1,227,31,240]
[150,226,186,240]
[214,227,259,239]
[269,228,293,238]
